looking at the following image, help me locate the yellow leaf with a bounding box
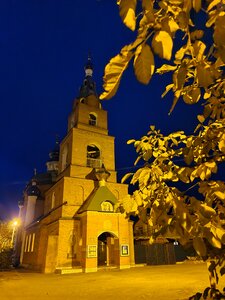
[193,40,206,61]
[161,17,179,36]
[150,125,155,130]
[215,56,225,68]
[119,0,137,31]
[213,15,225,48]
[139,11,155,28]
[134,44,155,84]
[218,46,225,64]
[200,169,206,181]
[208,235,221,249]
[207,0,221,11]
[215,227,225,244]
[196,63,214,88]
[205,161,216,169]
[193,0,202,12]
[175,44,189,62]
[205,161,216,168]
[214,191,225,200]
[190,30,204,41]
[122,195,138,213]
[203,91,211,99]
[178,167,190,183]
[193,237,207,257]
[168,19,179,34]
[152,31,173,60]
[156,64,177,74]
[169,90,181,115]
[219,134,225,152]
[100,45,134,100]
[133,191,143,206]
[142,0,153,10]
[197,115,205,123]
[121,173,133,183]
[200,204,216,218]
[183,88,201,104]
[161,83,174,98]
[127,139,136,144]
[176,65,187,89]
[177,11,189,30]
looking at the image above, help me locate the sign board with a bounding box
[87,245,97,258]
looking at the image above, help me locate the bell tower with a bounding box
[58,57,117,182]
[18,57,134,274]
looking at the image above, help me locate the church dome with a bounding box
[77,55,99,100]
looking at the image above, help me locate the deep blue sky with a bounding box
[0,0,200,220]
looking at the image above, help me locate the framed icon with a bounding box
[87,245,97,258]
[121,244,129,256]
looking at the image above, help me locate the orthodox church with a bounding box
[16,58,135,273]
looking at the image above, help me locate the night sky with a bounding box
[0,0,200,220]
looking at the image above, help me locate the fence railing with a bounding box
[87,158,102,168]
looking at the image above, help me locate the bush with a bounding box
[0,249,13,270]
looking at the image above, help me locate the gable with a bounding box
[77,186,117,213]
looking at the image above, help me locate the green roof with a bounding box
[78,185,118,213]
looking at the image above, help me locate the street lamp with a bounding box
[10,219,19,248]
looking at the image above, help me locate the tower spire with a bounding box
[84,53,93,77]
[77,53,98,99]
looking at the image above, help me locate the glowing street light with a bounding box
[10,218,20,248]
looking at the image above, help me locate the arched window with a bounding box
[101,201,114,212]
[61,144,68,171]
[51,192,55,209]
[89,113,97,126]
[87,144,101,168]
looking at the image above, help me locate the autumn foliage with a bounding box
[101,0,225,298]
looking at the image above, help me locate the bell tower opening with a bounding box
[89,113,97,126]
[86,144,101,168]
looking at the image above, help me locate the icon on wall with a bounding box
[121,244,129,256]
[87,245,97,258]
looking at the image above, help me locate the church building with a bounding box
[16,58,135,273]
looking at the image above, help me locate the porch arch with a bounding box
[97,232,119,267]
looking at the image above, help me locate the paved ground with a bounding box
[0,262,225,300]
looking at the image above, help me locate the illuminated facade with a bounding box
[17,58,134,273]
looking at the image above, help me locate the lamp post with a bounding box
[11,219,18,248]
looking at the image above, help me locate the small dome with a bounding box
[26,181,40,197]
[77,55,99,100]
[49,148,59,161]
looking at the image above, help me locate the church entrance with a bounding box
[97,232,119,267]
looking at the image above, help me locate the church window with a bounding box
[27,234,32,252]
[31,233,35,252]
[61,144,68,171]
[24,235,28,252]
[101,201,113,212]
[51,192,55,209]
[87,144,101,168]
[89,113,97,126]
